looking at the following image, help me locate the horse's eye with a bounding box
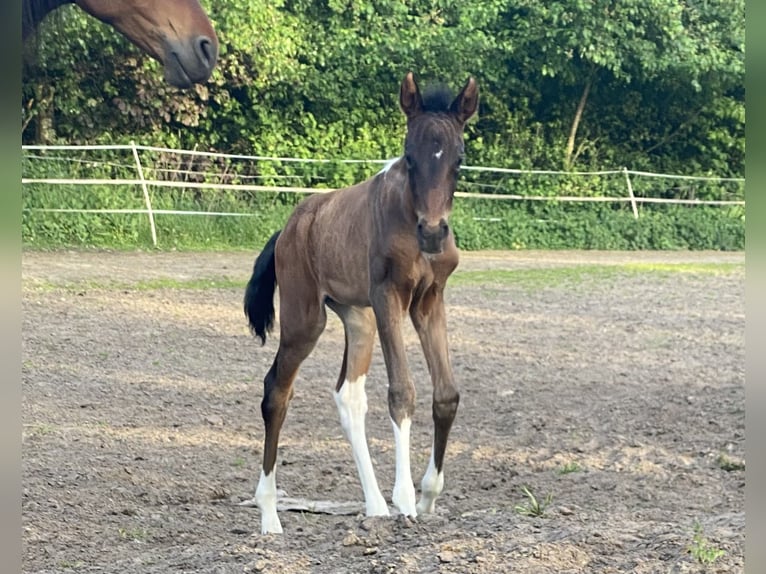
[405,154,415,170]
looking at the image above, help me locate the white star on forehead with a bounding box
[434,149,443,159]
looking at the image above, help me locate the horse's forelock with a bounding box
[420,85,453,114]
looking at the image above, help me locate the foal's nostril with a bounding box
[439,219,449,238]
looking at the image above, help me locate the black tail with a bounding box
[244,231,281,345]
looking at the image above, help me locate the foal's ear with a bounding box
[450,76,479,124]
[400,71,423,120]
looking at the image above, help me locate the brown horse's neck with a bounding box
[375,158,418,225]
[23,0,74,41]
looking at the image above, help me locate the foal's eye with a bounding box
[405,154,415,170]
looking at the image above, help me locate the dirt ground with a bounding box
[22,249,745,573]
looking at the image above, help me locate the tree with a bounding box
[22,0,744,178]
[479,0,744,169]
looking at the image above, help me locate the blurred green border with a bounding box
[745,1,763,572]
[1,1,21,572]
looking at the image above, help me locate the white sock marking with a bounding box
[391,417,417,517]
[416,450,444,514]
[334,376,389,516]
[255,469,283,534]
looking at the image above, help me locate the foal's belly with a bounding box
[321,271,372,308]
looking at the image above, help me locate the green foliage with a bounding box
[716,453,745,472]
[557,462,582,475]
[450,200,743,251]
[688,522,726,564]
[22,0,744,172]
[22,186,744,251]
[514,485,553,517]
[22,147,743,250]
[21,0,744,250]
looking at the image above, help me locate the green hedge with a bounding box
[451,201,744,251]
[22,184,744,251]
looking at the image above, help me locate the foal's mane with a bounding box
[421,84,454,114]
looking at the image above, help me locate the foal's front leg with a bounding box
[410,287,460,515]
[371,285,418,518]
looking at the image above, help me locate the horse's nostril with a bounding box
[195,36,216,68]
[440,219,449,238]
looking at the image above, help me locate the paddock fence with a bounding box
[22,143,745,247]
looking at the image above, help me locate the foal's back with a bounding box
[275,165,409,307]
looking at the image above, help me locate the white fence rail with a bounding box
[22,143,745,247]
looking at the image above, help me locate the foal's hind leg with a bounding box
[328,303,389,517]
[254,301,326,534]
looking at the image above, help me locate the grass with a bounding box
[449,266,621,289]
[688,522,726,564]
[118,526,149,542]
[557,462,582,475]
[24,423,57,438]
[621,262,742,275]
[24,276,246,293]
[132,277,245,291]
[448,262,742,289]
[23,258,742,294]
[716,453,745,472]
[514,485,553,517]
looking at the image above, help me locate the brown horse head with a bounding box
[399,72,479,254]
[74,0,218,88]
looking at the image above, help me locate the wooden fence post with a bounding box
[131,141,158,247]
[623,167,639,220]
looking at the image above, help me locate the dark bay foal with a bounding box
[244,72,479,534]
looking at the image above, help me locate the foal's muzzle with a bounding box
[417,218,449,254]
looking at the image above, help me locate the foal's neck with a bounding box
[376,157,418,222]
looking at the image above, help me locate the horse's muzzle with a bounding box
[417,218,449,254]
[163,35,218,88]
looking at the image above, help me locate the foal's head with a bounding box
[399,72,479,254]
